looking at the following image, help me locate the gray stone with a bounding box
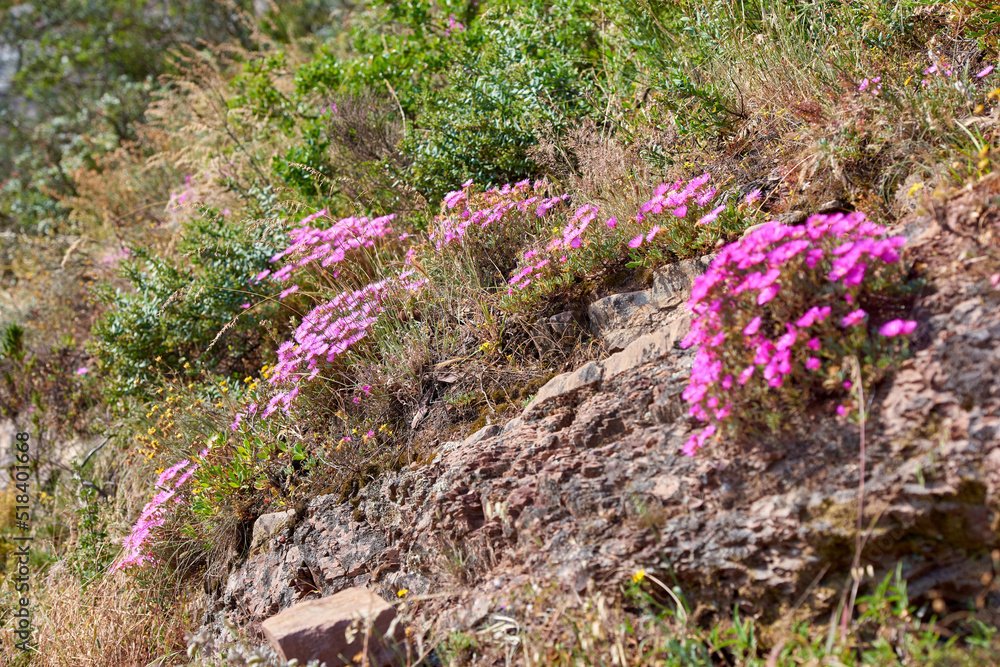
[588,290,652,343]
[587,255,712,353]
[777,210,808,225]
[523,360,604,414]
[463,423,501,447]
[250,510,294,554]
[262,587,403,667]
[650,255,713,309]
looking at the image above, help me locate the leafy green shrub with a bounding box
[91,208,281,401]
[402,0,608,201]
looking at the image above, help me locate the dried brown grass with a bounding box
[1,567,189,667]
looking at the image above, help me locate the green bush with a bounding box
[90,209,281,401]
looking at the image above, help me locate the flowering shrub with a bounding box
[427,172,745,316]
[113,452,205,571]
[500,172,731,300]
[680,211,917,455]
[230,173,752,430]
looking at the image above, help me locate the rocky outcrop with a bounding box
[587,255,712,352]
[201,186,1000,652]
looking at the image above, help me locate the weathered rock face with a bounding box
[588,255,712,352]
[202,186,1000,653]
[261,588,403,667]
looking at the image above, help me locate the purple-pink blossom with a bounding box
[840,309,867,327]
[878,319,917,337]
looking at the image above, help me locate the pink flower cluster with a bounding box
[506,174,721,293]
[113,451,206,571]
[679,211,917,456]
[251,210,395,297]
[232,280,398,427]
[431,179,568,250]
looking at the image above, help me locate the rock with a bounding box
[777,210,808,225]
[817,198,852,214]
[463,423,501,448]
[250,510,294,554]
[522,360,604,414]
[650,255,713,308]
[588,291,652,352]
[261,587,403,667]
[588,255,712,353]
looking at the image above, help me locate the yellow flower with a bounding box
[183,362,191,369]
[632,569,646,584]
[907,182,924,197]
[397,589,408,598]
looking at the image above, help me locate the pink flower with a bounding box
[744,188,762,205]
[858,78,869,92]
[76,367,89,375]
[806,357,821,370]
[606,216,617,228]
[843,381,852,390]
[646,226,660,242]
[836,404,849,417]
[977,65,995,78]
[743,317,762,336]
[353,397,361,404]
[738,366,755,385]
[805,248,824,268]
[241,303,251,309]
[673,205,687,217]
[991,273,1000,287]
[796,305,831,328]
[840,309,867,327]
[757,284,780,305]
[807,337,821,351]
[627,234,644,249]
[878,319,917,337]
[697,205,725,226]
[279,285,299,299]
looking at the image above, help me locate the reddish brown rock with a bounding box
[261,587,403,667]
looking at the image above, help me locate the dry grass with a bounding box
[1,568,190,667]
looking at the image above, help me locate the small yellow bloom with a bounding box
[183,362,191,369]
[632,569,646,584]
[397,589,408,597]
[155,356,162,362]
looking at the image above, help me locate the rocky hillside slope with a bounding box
[192,178,1000,662]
